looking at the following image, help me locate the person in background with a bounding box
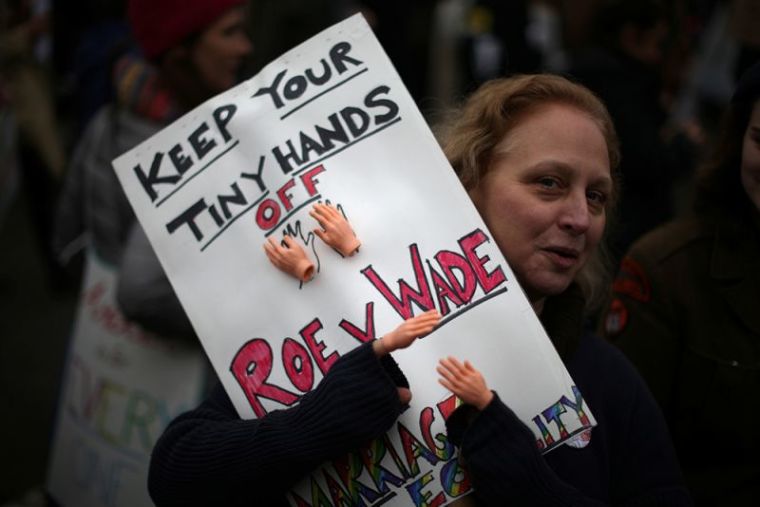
[568,0,701,260]
[53,0,252,339]
[602,61,760,505]
[433,74,691,505]
[1,0,69,289]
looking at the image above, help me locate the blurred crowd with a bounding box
[1,0,759,505]
[2,0,757,283]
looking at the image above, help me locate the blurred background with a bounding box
[0,0,757,504]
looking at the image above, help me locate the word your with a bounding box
[253,41,363,110]
[132,104,237,203]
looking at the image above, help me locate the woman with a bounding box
[602,62,760,504]
[435,75,692,505]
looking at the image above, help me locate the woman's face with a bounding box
[192,6,252,93]
[470,103,612,307]
[741,100,760,212]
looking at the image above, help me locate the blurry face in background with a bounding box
[741,100,760,211]
[192,6,252,93]
[622,19,667,66]
[470,103,612,310]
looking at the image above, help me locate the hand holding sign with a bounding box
[438,357,494,410]
[263,236,315,282]
[310,203,361,257]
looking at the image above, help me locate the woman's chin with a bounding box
[521,273,574,302]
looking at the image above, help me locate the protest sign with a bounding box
[112,13,595,506]
[46,254,208,507]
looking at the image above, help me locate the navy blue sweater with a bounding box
[148,342,405,506]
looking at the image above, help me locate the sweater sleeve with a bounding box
[148,342,403,506]
[449,352,693,506]
[449,394,606,506]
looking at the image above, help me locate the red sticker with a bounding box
[612,257,651,302]
[605,298,629,336]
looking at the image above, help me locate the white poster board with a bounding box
[113,14,595,506]
[46,254,208,507]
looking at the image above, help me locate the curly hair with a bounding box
[437,74,621,313]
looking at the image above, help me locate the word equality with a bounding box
[290,389,592,507]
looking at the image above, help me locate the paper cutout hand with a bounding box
[437,357,494,410]
[263,236,315,282]
[310,203,361,257]
[373,309,441,357]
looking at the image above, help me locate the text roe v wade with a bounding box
[130,40,391,205]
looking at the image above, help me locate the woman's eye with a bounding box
[537,177,560,189]
[587,190,607,206]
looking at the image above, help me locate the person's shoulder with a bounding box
[627,217,716,266]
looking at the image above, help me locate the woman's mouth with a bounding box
[542,246,581,269]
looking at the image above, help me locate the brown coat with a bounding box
[603,211,760,505]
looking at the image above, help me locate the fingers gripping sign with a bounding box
[437,357,494,411]
[263,236,315,282]
[310,203,361,257]
[373,309,441,357]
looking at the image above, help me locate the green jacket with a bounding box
[603,210,760,506]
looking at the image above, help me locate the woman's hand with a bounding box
[373,310,440,357]
[310,203,361,257]
[263,236,315,282]
[437,357,494,410]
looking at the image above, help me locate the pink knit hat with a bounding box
[128,0,246,59]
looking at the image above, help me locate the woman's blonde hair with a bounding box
[437,74,621,313]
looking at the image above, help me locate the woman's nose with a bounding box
[558,193,590,235]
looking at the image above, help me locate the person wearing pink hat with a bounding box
[55,0,252,341]
[126,0,252,110]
